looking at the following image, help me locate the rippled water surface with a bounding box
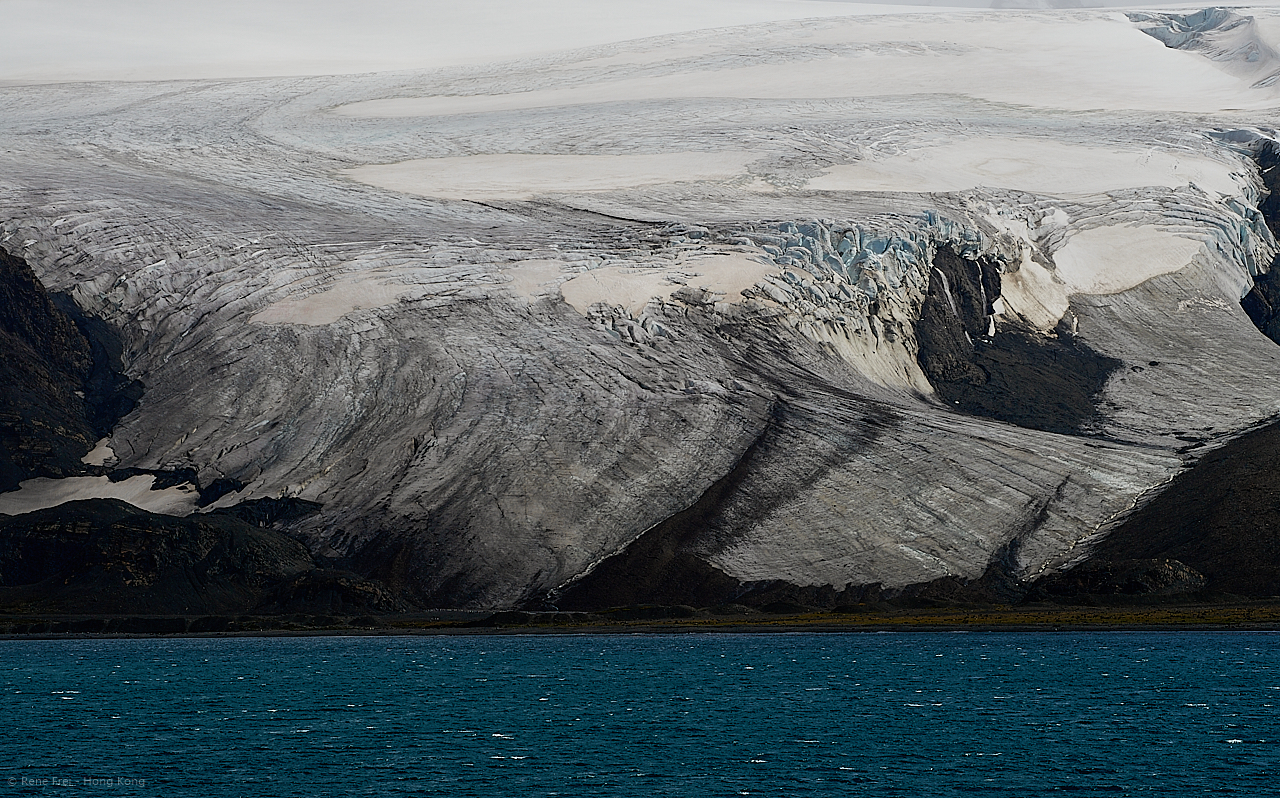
[2,632,1277,796]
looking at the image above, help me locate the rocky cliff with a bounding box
[0,246,140,491]
[0,497,403,615]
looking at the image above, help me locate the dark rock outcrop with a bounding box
[0,498,401,615]
[1242,138,1280,345]
[1028,558,1207,601]
[218,496,323,527]
[1039,419,1280,599]
[0,247,140,491]
[255,568,407,614]
[914,244,1001,388]
[1242,268,1280,344]
[916,245,1120,436]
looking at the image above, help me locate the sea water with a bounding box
[1,632,1276,796]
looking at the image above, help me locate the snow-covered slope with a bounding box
[4,6,1280,607]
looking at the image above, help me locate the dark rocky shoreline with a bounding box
[5,597,1280,638]
[0,498,405,617]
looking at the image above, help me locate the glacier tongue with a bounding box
[5,9,1280,608]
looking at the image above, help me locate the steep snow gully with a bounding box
[6,8,1280,613]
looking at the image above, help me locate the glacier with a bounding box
[4,4,1280,610]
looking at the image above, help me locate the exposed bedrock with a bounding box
[1241,135,1280,345]
[1028,559,1209,603]
[915,245,1120,436]
[0,498,403,615]
[1031,418,1280,601]
[0,247,140,492]
[1243,263,1280,343]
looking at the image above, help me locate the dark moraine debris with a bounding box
[1037,418,1280,599]
[0,247,141,491]
[916,244,1120,436]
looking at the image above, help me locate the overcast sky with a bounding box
[0,0,1263,83]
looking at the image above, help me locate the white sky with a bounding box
[4,0,1258,83]
[0,0,946,82]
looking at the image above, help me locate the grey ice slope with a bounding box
[4,11,1280,608]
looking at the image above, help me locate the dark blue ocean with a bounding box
[1,632,1276,796]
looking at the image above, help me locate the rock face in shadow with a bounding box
[1242,138,1280,345]
[916,245,1120,436]
[0,498,405,614]
[254,569,407,614]
[1029,559,1207,601]
[0,247,141,491]
[1243,268,1280,344]
[547,420,767,611]
[1040,419,1280,599]
[914,244,1000,389]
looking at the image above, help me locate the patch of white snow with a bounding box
[1052,225,1205,295]
[558,250,776,315]
[80,438,117,466]
[999,249,1071,330]
[251,271,427,325]
[343,152,763,201]
[806,139,1244,197]
[0,475,200,517]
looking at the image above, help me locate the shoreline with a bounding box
[4,601,1280,640]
